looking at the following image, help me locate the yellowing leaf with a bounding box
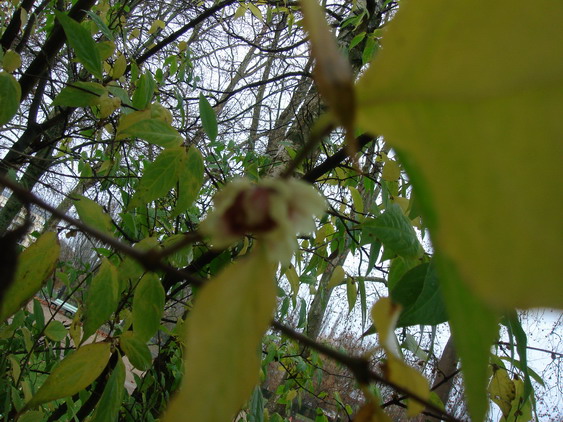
[112,53,127,79]
[177,41,187,52]
[328,265,346,289]
[23,342,111,410]
[148,19,165,34]
[349,186,364,214]
[0,232,60,323]
[301,0,355,138]
[370,297,401,355]
[74,195,113,235]
[285,264,300,301]
[383,355,430,417]
[162,245,277,422]
[354,401,392,422]
[356,0,563,310]
[488,367,516,418]
[3,50,21,72]
[381,159,400,182]
[346,279,357,312]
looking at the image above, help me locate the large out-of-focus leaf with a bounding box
[356,0,563,310]
[82,259,119,342]
[391,262,447,327]
[172,146,204,216]
[55,11,102,79]
[162,246,277,422]
[0,71,21,126]
[361,204,423,259]
[0,232,60,323]
[132,273,165,342]
[128,146,186,209]
[22,342,111,410]
[90,356,126,422]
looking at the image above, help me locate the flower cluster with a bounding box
[199,178,326,263]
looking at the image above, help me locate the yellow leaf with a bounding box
[148,19,165,34]
[23,342,111,410]
[129,28,140,39]
[328,265,346,289]
[177,41,187,52]
[3,50,21,72]
[356,0,563,309]
[112,53,126,79]
[354,401,392,422]
[370,297,401,355]
[0,232,60,323]
[162,245,277,421]
[488,367,516,418]
[285,264,300,300]
[301,0,355,139]
[383,355,430,417]
[381,159,400,182]
[349,186,364,215]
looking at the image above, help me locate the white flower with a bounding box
[199,178,326,263]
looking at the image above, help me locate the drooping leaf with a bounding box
[116,118,182,148]
[55,11,103,79]
[82,259,119,342]
[85,10,114,41]
[504,312,533,402]
[0,232,60,323]
[356,0,563,309]
[346,279,357,313]
[327,265,346,289]
[74,195,113,235]
[52,82,106,107]
[248,386,265,422]
[132,273,165,342]
[162,246,277,422]
[119,331,152,371]
[172,145,205,216]
[391,262,448,327]
[44,320,67,342]
[285,264,300,301]
[0,71,21,125]
[198,93,218,142]
[361,204,423,259]
[128,146,187,209]
[22,342,111,410]
[90,356,126,422]
[488,366,515,418]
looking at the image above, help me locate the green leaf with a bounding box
[436,254,498,421]
[162,246,277,422]
[117,118,182,148]
[391,262,448,327]
[85,11,114,41]
[346,279,357,312]
[132,73,156,110]
[128,146,187,209]
[0,71,21,125]
[356,0,563,309]
[82,259,119,342]
[52,82,106,107]
[361,204,423,259]
[0,232,60,323]
[199,93,218,142]
[33,299,44,331]
[297,297,307,328]
[132,273,165,342]
[90,356,125,422]
[16,411,44,422]
[504,312,533,402]
[248,386,264,422]
[119,331,152,371]
[55,11,103,79]
[23,342,111,410]
[74,195,113,235]
[172,146,205,216]
[44,320,67,342]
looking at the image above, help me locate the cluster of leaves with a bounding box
[0,0,561,421]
